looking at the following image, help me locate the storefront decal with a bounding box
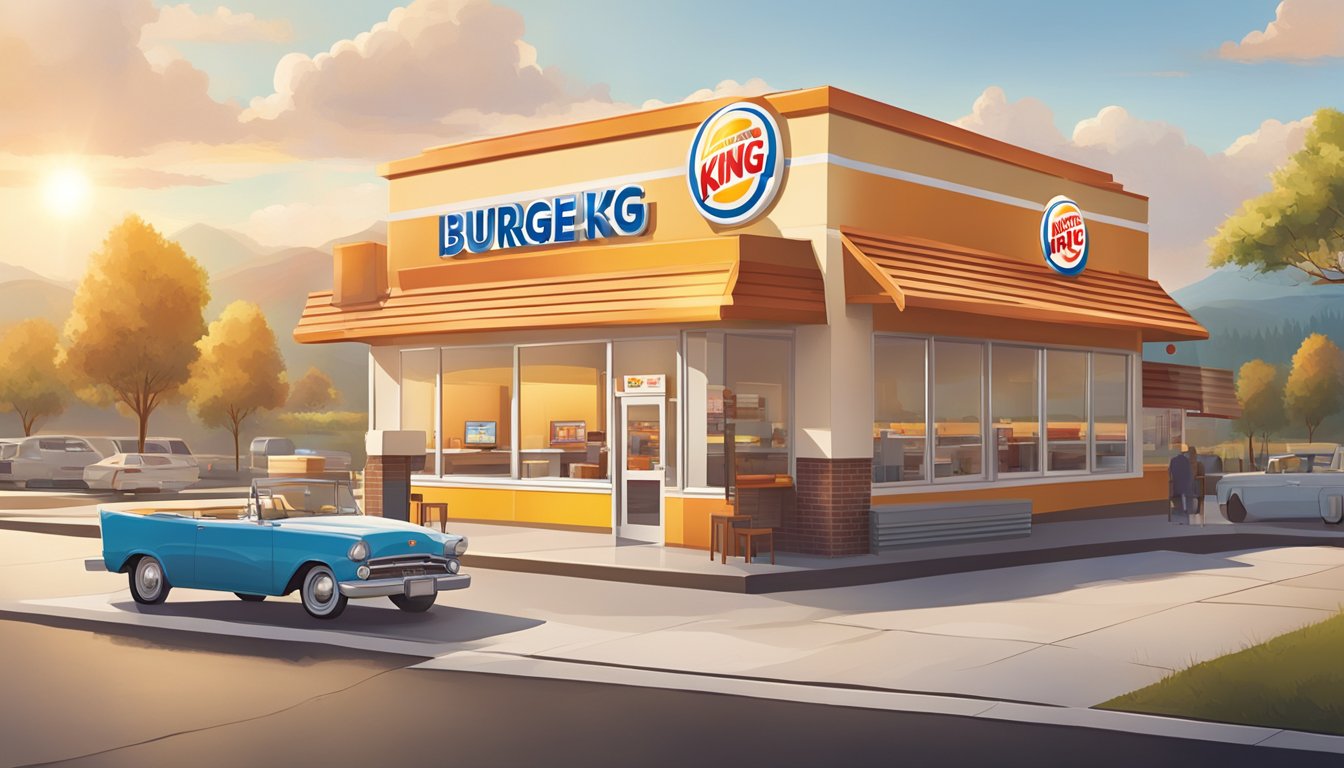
[1040,195,1089,276]
[622,374,666,395]
[687,101,783,226]
[439,184,648,257]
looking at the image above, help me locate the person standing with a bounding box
[1187,446,1205,524]
[1168,448,1196,524]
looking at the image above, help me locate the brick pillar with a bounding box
[363,430,427,521]
[363,455,413,519]
[780,457,872,556]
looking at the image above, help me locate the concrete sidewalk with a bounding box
[7,500,1344,593]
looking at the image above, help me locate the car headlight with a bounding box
[348,540,369,562]
[447,559,460,574]
[454,536,468,556]
[356,565,371,580]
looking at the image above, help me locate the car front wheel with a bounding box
[1227,494,1248,523]
[130,556,170,605]
[300,565,347,619]
[389,594,435,613]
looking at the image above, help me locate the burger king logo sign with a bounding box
[687,101,783,226]
[1040,195,1089,276]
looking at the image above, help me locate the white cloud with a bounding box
[241,0,613,159]
[1218,0,1344,62]
[640,78,774,110]
[0,0,240,155]
[141,4,293,45]
[240,182,386,249]
[955,87,1312,289]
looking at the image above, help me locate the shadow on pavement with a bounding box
[108,597,544,644]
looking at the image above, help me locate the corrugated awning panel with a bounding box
[1142,361,1241,419]
[840,229,1208,343]
[295,235,826,343]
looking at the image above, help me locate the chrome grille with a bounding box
[367,554,451,580]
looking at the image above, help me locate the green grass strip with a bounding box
[1098,610,1344,735]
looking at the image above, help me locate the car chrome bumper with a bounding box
[338,573,471,598]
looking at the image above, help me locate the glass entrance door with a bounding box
[620,396,664,543]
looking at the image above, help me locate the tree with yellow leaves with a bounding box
[1234,359,1286,469]
[287,365,341,411]
[1284,334,1344,442]
[0,319,68,435]
[187,301,289,471]
[63,216,209,451]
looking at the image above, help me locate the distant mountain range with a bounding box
[1149,265,1344,374]
[0,223,384,449]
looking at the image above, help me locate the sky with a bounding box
[1,0,1341,288]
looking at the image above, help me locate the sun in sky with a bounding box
[41,167,92,218]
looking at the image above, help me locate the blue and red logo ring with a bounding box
[686,102,783,226]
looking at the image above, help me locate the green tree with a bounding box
[1284,334,1344,442]
[187,301,289,471]
[63,215,209,451]
[1234,359,1286,469]
[0,319,68,435]
[1209,108,1344,282]
[287,365,340,411]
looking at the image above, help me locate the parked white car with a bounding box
[109,437,198,467]
[83,453,200,492]
[1216,444,1344,524]
[0,435,106,488]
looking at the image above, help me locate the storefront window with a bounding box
[991,345,1040,475]
[1046,349,1088,471]
[614,339,678,486]
[1093,353,1130,472]
[685,331,791,488]
[873,337,927,483]
[400,349,438,473]
[933,340,984,479]
[441,346,513,477]
[518,343,608,481]
[1142,407,1184,465]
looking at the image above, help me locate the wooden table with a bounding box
[710,513,752,563]
[419,502,448,532]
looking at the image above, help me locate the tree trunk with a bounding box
[232,420,241,473]
[1247,433,1256,470]
[1307,419,1316,443]
[138,409,149,454]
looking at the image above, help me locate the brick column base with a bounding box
[363,455,415,520]
[779,457,872,556]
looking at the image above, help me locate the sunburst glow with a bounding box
[41,168,92,217]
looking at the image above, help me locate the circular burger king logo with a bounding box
[687,101,783,227]
[1040,195,1089,276]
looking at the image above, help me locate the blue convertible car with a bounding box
[96,478,470,619]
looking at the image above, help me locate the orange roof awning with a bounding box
[840,229,1208,342]
[1142,362,1241,419]
[294,235,826,343]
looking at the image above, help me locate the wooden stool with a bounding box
[709,513,751,563]
[734,527,775,565]
[421,502,448,533]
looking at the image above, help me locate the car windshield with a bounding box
[253,481,360,520]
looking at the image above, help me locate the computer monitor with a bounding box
[550,420,587,444]
[464,421,497,447]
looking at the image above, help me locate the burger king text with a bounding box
[440,184,648,257]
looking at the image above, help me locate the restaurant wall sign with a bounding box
[687,101,783,226]
[439,185,648,257]
[1040,195,1089,276]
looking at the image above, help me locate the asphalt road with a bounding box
[0,616,1334,768]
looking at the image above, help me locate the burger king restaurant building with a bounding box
[295,86,1207,556]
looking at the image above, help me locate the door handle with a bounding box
[654,464,665,471]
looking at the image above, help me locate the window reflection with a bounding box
[873,337,927,482]
[933,340,984,479]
